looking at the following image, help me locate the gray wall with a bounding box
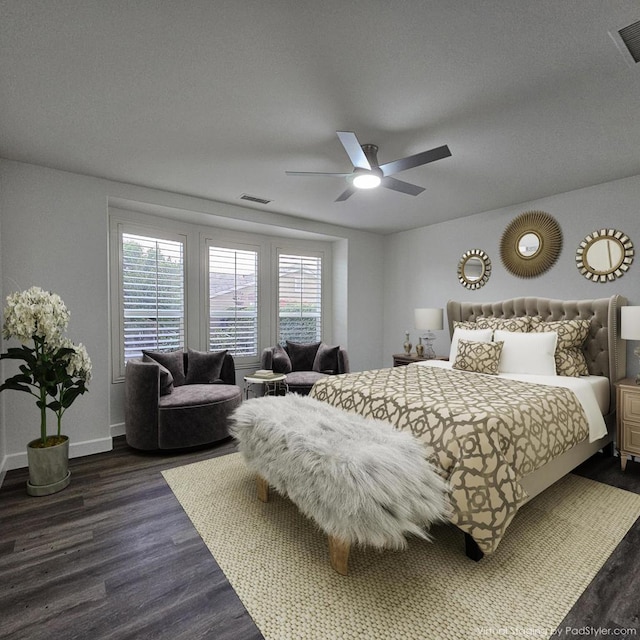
[2,156,638,475]
[383,173,640,377]
[0,179,4,483]
[0,159,384,472]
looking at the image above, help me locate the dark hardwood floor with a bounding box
[0,437,263,640]
[1,438,638,639]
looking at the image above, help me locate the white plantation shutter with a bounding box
[121,233,185,361]
[278,253,322,344]
[208,245,259,357]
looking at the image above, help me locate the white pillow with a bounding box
[449,328,493,362]
[494,329,558,376]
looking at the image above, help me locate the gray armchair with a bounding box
[125,349,242,450]
[260,341,349,395]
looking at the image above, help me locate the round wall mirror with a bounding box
[500,210,562,278]
[458,249,491,290]
[576,229,634,282]
[517,232,541,257]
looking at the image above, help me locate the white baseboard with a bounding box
[71,436,114,459]
[111,422,126,438]
[2,436,113,472]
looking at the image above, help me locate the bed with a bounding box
[310,295,627,559]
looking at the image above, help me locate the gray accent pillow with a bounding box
[142,349,186,387]
[286,341,321,371]
[142,353,174,395]
[272,344,292,373]
[185,348,229,384]
[312,343,340,374]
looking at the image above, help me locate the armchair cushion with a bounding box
[285,370,328,394]
[142,353,174,395]
[272,344,292,373]
[142,349,186,386]
[185,348,228,384]
[286,341,321,371]
[312,343,341,374]
[158,383,241,409]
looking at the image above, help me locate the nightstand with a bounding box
[392,354,447,367]
[615,378,640,471]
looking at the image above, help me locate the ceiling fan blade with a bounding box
[285,171,350,178]
[381,176,425,196]
[379,144,451,176]
[336,131,371,170]
[335,187,356,202]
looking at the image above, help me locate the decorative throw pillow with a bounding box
[476,316,533,333]
[531,318,590,376]
[185,348,228,384]
[271,344,292,373]
[142,353,174,395]
[453,339,504,375]
[142,349,186,386]
[312,343,341,374]
[453,320,478,331]
[286,341,321,371]
[494,330,558,376]
[448,327,493,362]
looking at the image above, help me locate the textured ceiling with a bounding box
[1,1,639,234]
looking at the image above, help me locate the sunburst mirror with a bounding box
[576,228,634,282]
[457,249,491,290]
[500,211,562,278]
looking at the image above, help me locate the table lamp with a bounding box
[414,308,444,359]
[621,306,640,384]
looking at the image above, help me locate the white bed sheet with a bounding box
[415,360,609,443]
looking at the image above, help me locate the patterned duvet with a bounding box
[309,363,590,554]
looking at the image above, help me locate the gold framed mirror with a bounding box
[500,210,562,278]
[457,249,491,290]
[576,228,634,282]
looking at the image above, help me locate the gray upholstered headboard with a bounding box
[446,295,627,413]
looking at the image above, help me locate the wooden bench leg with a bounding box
[256,475,350,575]
[256,475,269,502]
[328,535,350,576]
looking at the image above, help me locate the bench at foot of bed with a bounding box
[257,474,351,575]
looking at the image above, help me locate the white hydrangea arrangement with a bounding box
[0,286,92,447]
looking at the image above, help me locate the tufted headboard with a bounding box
[446,295,627,414]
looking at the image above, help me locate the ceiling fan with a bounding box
[285,131,451,202]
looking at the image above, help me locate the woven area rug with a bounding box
[162,453,640,640]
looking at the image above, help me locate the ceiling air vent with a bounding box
[240,193,272,205]
[610,19,640,66]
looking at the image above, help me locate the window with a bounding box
[110,210,332,384]
[120,231,185,363]
[208,244,259,357]
[278,252,322,344]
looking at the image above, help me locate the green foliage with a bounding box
[278,302,321,344]
[0,336,89,445]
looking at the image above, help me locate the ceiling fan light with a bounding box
[352,172,381,189]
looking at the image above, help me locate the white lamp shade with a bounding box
[414,308,444,331]
[621,306,640,340]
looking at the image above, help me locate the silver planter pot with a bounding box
[26,436,71,496]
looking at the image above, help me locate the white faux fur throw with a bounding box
[230,394,449,549]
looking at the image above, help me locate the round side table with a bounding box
[243,373,288,399]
